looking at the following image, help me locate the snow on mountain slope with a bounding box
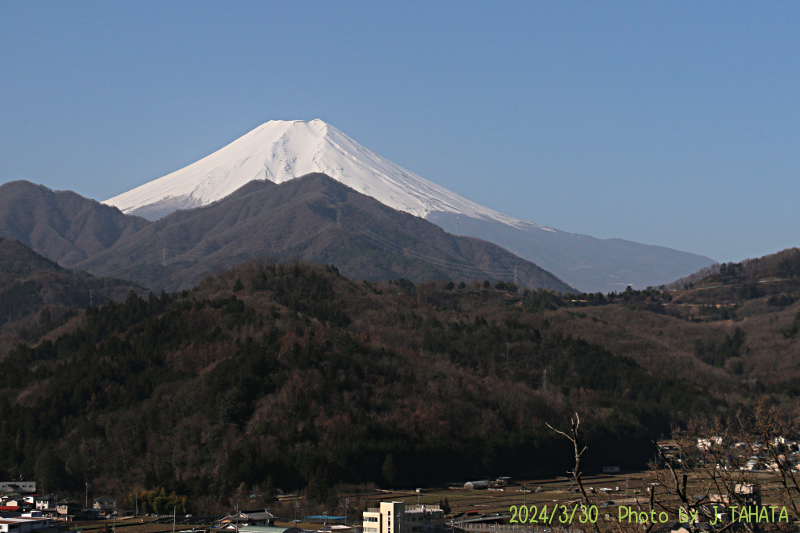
[105,119,551,232]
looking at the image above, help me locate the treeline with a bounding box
[665,247,800,290]
[522,286,673,315]
[122,487,188,515]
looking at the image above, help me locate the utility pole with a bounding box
[85,483,89,509]
[173,505,176,533]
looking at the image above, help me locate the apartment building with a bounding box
[362,502,444,533]
[363,502,406,533]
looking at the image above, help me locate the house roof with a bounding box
[243,512,274,520]
[229,527,301,533]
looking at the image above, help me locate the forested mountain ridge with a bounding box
[0,237,144,354]
[0,180,150,266]
[0,176,574,293]
[0,258,708,507]
[3,246,800,511]
[534,246,800,395]
[76,174,574,292]
[666,247,800,299]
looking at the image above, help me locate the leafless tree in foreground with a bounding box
[550,405,800,532]
[547,413,603,533]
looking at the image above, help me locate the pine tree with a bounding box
[382,453,397,488]
[264,474,277,504]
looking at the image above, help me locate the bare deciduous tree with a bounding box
[550,404,800,532]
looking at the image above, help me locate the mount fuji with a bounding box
[106,119,532,228]
[105,119,714,292]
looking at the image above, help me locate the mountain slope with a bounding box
[0,259,710,499]
[0,237,143,354]
[104,119,714,292]
[0,181,151,267]
[105,119,529,227]
[427,212,715,293]
[669,247,800,290]
[4,247,797,502]
[84,174,574,292]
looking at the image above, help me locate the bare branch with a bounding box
[547,413,600,533]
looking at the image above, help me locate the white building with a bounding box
[34,495,54,511]
[0,518,58,533]
[363,502,406,533]
[363,502,444,533]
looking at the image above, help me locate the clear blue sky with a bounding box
[2,1,799,263]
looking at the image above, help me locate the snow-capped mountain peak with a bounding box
[101,119,716,292]
[104,119,544,230]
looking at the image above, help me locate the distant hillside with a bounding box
[0,181,150,267]
[429,212,715,293]
[661,247,800,305]
[0,237,144,353]
[669,247,800,288]
[78,174,574,292]
[531,246,800,393]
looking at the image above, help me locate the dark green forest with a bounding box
[3,247,800,512]
[0,259,717,509]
